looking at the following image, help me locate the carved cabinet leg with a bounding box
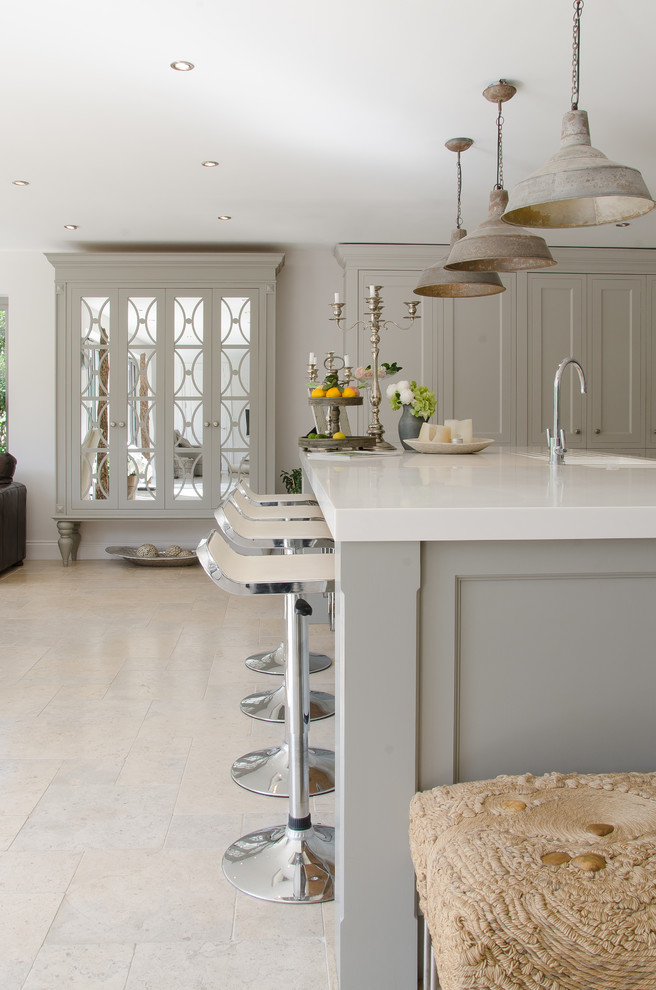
[56,520,78,566]
[71,522,81,561]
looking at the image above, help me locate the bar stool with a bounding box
[229,489,334,675]
[215,499,335,723]
[198,528,335,903]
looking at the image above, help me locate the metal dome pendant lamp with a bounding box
[503,1,655,228]
[414,138,505,298]
[445,82,556,273]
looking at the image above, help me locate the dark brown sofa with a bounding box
[0,453,26,573]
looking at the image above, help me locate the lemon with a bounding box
[325,386,342,397]
[311,386,325,397]
[333,431,346,439]
[342,387,357,397]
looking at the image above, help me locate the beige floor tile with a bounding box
[164,812,244,850]
[48,849,235,944]
[233,890,324,939]
[125,938,330,990]
[21,944,135,990]
[0,891,64,990]
[0,759,62,816]
[0,850,81,893]
[12,784,178,851]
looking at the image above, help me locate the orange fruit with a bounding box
[311,386,325,397]
[325,387,342,397]
[342,387,356,397]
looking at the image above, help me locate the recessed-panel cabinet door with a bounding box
[442,274,515,444]
[588,277,644,448]
[528,276,586,447]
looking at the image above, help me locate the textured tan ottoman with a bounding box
[409,771,656,990]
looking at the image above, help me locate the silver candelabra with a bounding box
[330,286,419,449]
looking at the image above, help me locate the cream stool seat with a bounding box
[410,770,656,990]
[237,479,318,507]
[197,528,335,903]
[231,487,325,521]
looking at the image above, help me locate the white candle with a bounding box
[334,292,341,303]
[433,424,452,443]
[309,352,316,365]
[445,418,473,443]
[368,285,376,297]
[343,354,351,367]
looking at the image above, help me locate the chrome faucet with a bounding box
[546,357,587,465]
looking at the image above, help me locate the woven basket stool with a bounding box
[409,771,656,990]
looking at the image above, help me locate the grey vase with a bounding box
[398,404,426,450]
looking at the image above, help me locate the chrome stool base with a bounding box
[240,684,335,722]
[231,743,335,797]
[222,823,335,903]
[245,642,332,676]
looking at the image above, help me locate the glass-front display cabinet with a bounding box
[48,253,283,562]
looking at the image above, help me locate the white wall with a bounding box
[0,245,344,559]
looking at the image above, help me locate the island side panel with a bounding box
[336,540,420,990]
[419,539,656,789]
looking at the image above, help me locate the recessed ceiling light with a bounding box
[616,222,631,227]
[12,179,30,186]
[201,161,219,167]
[217,215,232,221]
[170,60,194,71]
[64,224,79,230]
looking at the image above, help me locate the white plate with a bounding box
[405,438,495,454]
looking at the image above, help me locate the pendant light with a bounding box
[444,82,556,273]
[503,1,655,228]
[414,138,505,298]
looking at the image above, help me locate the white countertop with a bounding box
[300,446,656,542]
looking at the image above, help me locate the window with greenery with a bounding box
[0,301,6,453]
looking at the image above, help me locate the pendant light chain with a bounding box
[495,102,504,191]
[571,0,584,111]
[455,151,463,229]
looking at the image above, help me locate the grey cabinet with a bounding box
[48,252,283,560]
[528,273,645,450]
[527,275,586,447]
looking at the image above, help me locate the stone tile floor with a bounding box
[0,561,336,989]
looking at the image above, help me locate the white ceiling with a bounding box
[3,0,655,253]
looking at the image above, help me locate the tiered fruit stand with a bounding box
[298,395,377,451]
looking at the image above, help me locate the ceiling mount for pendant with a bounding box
[414,138,505,298]
[444,82,555,273]
[503,1,655,228]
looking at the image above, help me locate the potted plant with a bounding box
[387,380,437,449]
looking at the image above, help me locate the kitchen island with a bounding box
[300,445,656,990]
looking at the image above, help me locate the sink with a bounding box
[516,450,656,468]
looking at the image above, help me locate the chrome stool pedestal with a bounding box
[245,643,331,676]
[223,598,335,903]
[230,740,335,797]
[239,684,335,721]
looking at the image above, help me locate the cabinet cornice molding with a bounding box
[45,251,285,284]
[335,243,656,276]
